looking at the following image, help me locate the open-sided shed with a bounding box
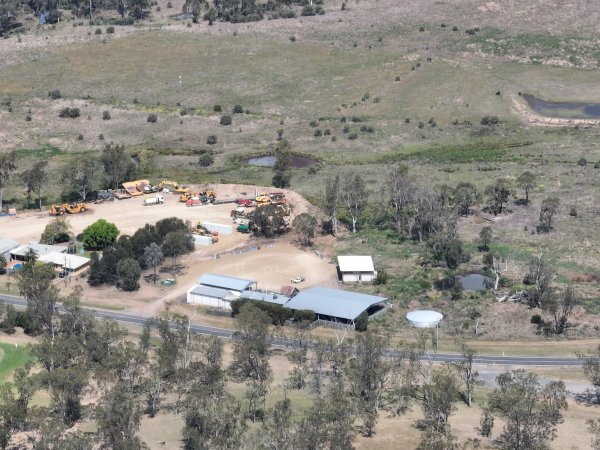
[285,286,388,323]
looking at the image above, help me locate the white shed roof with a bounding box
[38,252,90,271]
[337,255,375,273]
[197,273,256,292]
[11,242,67,258]
[0,237,19,255]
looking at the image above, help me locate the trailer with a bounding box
[201,222,233,235]
[144,195,164,206]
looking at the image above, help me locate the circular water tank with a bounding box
[406,310,443,328]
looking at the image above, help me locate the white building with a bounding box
[186,273,257,309]
[0,237,19,260]
[337,255,377,283]
[38,252,91,275]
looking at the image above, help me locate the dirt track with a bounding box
[0,184,338,315]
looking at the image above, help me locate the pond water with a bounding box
[523,94,600,119]
[244,155,316,168]
[456,273,494,291]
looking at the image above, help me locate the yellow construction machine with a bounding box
[48,203,86,216]
[156,180,189,194]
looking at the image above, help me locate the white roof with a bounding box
[38,252,90,270]
[0,237,19,255]
[11,242,67,258]
[406,310,443,328]
[197,273,256,292]
[337,255,375,273]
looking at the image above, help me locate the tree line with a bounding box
[0,144,137,212]
[0,289,597,449]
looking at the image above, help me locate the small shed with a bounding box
[337,255,377,283]
[38,252,91,275]
[186,273,257,309]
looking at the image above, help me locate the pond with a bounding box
[244,155,317,168]
[456,273,494,291]
[523,94,600,119]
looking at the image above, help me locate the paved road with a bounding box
[0,294,583,366]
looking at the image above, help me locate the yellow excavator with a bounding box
[156,180,189,194]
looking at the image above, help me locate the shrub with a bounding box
[578,157,587,166]
[351,116,362,122]
[206,135,217,145]
[418,121,424,129]
[314,129,322,137]
[289,36,296,42]
[147,113,157,123]
[419,26,425,31]
[374,268,389,285]
[453,26,459,31]
[594,161,600,169]
[481,115,499,126]
[342,125,350,133]
[213,104,222,112]
[301,5,315,16]
[25,115,31,121]
[102,110,110,120]
[95,28,102,35]
[220,115,232,125]
[309,120,318,127]
[355,311,368,331]
[323,129,331,135]
[293,309,316,323]
[167,1,172,7]
[360,125,374,133]
[106,26,114,34]
[48,89,61,100]
[77,134,84,141]
[348,132,358,140]
[59,107,80,118]
[569,207,577,217]
[395,75,400,81]
[198,153,214,167]
[530,314,542,325]
[232,104,244,114]
[98,133,104,140]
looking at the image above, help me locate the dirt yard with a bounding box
[0,184,338,316]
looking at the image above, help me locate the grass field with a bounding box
[0,342,31,382]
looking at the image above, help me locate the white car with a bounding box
[291,276,305,284]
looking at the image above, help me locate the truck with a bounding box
[144,195,164,206]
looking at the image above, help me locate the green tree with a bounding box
[588,418,600,450]
[116,258,141,291]
[0,255,6,275]
[231,303,272,382]
[292,213,317,246]
[538,196,560,232]
[87,252,104,286]
[101,144,135,190]
[482,370,567,449]
[0,384,24,450]
[346,330,393,436]
[272,139,292,188]
[0,151,16,212]
[454,182,478,216]
[82,219,119,250]
[541,286,579,335]
[97,381,145,450]
[61,157,100,201]
[577,345,600,403]
[525,255,554,308]
[420,367,459,433]
[248,204,288,238]
[144,242,163,283]
[22,160,48,210]
[44,368,87,426]
[479,226,492,251]
[161,230,193,271]
[324,174,340,236]
[40,217,71,244]
[485,178,513,215]
[517,171,536,204]
[452,342,479,407]
[341,171,369,233]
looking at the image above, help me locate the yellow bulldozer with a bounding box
[49,203,86,216]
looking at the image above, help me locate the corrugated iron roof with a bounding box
[285,287,387,321]
[241,290,291,306]
[196,273,256,292]
[337,255,375,273]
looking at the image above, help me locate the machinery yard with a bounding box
[0,183,338,315]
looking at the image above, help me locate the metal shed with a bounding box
[285,287,388,322]
[337,255,377,283]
